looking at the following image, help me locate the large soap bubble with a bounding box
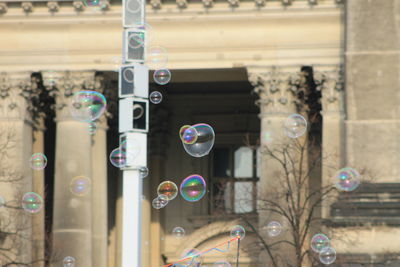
[70,90,107,122]
[283,113,307,138]
[22,192,43,213]
[334,167,360,192]
[180,174,206,202]
[181,123,215,157]
[109,147,126,168]
[319,246,336,265]
[311,233,330,253]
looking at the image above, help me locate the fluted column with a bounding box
[314,67,344,218]
[43,71,97,267]
[0,71,36,265]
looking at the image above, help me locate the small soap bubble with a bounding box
[334,167,360,192]
[88,122,97,135]
[311,233,330,253]
[139,166,149,178]
[172,226,185,238]
[152,197,164,209]
[153,69,171,85]
[230,225,245,240]
[182,123,215,157]
[147,46,168,70]
[149,91,163,104]
[180,174,206,202]
[22,192,43,213]
[319,247,336,265]
[179,125,198,145]
[283,113,307,138]
[109,147,126,168]
[213,261,231,267]
[158,194,169,206]
[30,153,47,170]
[70,176,91,196]
[264,221,282,237]
[70,91,107,122]
[157,181,178,201]
[63,256,76,267]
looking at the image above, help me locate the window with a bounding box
[210,146,259,214]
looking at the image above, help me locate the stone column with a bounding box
[0,71,35,265]
[314,67,344,218]
[43,71,96,267]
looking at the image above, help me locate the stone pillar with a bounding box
[0,71,35,265]
[43,71,96,267]
[314,67,344,218]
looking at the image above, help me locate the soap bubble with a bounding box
[157,181,178,201]
[172,226,186,238]
[213,261,231,267]
[179,125,198,145]
[264,221,282,237]
[334,167,360,192]
[154,69,171,85]
[70,176,91,196]
[180,174,206,202]
[283,113,307,138]
[88,122,97,135]
[152,197,165,209]
[109,147,126,168]
[63,256,76,267]
[84,0,105,7]
[139,166,149,178]
[147,46,168,70]
[29,153,47,170]
[230,225,245,240]
[70,91,107,122]
[182,123,215,157]
[158,194,169,206]
[0,196,4,207]
[149,91,163,104]
[311,233,330,253]
[21,192,43,213]
[319,247,336,265]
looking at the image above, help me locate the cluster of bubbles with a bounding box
[283,113,307,139]
[63,256,76,267]
[180,174,206,202]
[179,123,215,157]
[30,153,47,170]
[153,181,178,209]
[311,233,336,265]
[334,167,360,192]
[264,221,282,237]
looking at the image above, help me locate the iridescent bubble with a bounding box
[182,123,215,157]
[84,0,104,7]
[264,221,282,237]
[230,225,245,240]
[157,181,178,201]
[283,113,307,138]
[0,196,5,207]
[63,256,76,267]
[29,153,47,170]
[109,147,126,168]
[70,176,91,196]
[319,247,336,265]
[139,166,149,178]
[152,197,164,209]
[70,91,107,122]
[158,194,169,206]
[172,226,185,238]
[153,69,171,85]
[179,125,198,145]
[22,192,43,213]
[311,233,330,253]
[147,46,168,70]
[149,91,163,104]
[213,261,232,267]
[88,122,97,135]
[334,167,360,192]
[180,174,206,202]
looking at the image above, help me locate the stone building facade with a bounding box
[0,0,399,266]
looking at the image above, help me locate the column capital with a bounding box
[247,66,305,116]
[0,71,38,122]
[313,66,344,115]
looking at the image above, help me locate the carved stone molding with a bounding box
[248,67,305,115]
[176,0,187,9]
[41,71,103,121]
[0,3,8,14]
[202,0,213,8]
[227,0,240,8]
[72,1,85,11]
[314,67,344,115]
[21,2,33,13]
[254,0,265,8]
[0,72,37,121]
[47,1,59,12]
[150,0,162,9]
[281,0,292,6]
